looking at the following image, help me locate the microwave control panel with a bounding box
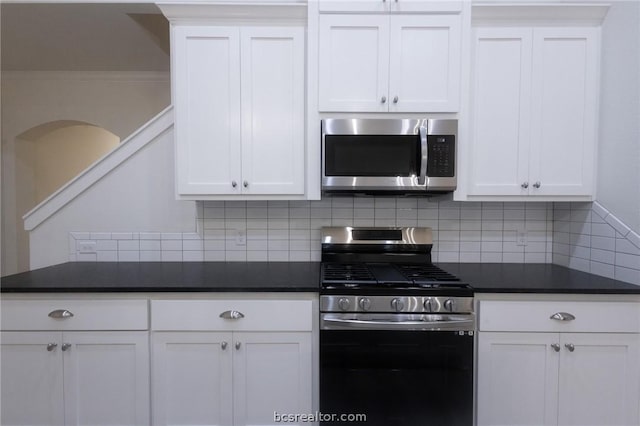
[427,135,455,177]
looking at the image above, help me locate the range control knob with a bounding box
[390,298,405,312]
[359,297,372,311]
[423,297,434,312]
[444,299,455,312]
[338,298,351,311]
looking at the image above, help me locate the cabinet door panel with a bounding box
[63,331,150,426]
[233,332,312,426]
[319,14,389,112]
[529,28,599,196]
[0,332,64,426]
[152,332,233,426]
[241,27,305,195]
[389,14,461,112]
[477,332,558,426]
[174,26,241,195]
[469,28,532,196]
[558,333,640,426]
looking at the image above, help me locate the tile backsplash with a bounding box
[69,197,554,264]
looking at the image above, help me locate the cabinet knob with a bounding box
[48,309,74,319]
[219,310,245,320]
[232,181,237,188]
[393,96,399,104]
[521,182,529,189]
[46,343,58,352]
[235,341,241,350]
[550,343,560,352]
[381,96,387,104]
[243,181,249,188]
[221,341,228,350]
[565,343,575,352]
[533,181,541,188]
[61,343,71,352]
[550,312,575,322]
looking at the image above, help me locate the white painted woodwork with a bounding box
[0,331,150,426]
[63,332,150,426]
[0,331,65,426]
[173,25,305,198]
[469,28,532,196]
[233,332,313,426]
[240,27,305,195]
[389,14,461,112]
[529,28,599,197]
[318,0,463,13]
[477,332,559,426]
[151,332,233,426]
[0,299,148,331]
[318,13,461,112]
[468,26,599,200]
[151,299,313,332]
[174,26,241,196]
[557,333,640,426]
[318,14,389,112]
[478,300,640,333]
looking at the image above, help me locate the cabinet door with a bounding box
[233,332,312,426]
[0,332,64,426]
[319,14,390,112]
[240,27,305,195]
[477,332,559,426]
[529,28,599,197]
[152,332,233,426]
[388,14,461,112]
[63,331,150,426]
[468,28,533,196]
[558,333,640,426]
[174,26,242,195]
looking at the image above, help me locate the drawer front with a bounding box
[151,299,313,332]
[479,301,640,333]
[1,299,149,331]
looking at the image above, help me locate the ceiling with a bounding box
[1,3,170,72]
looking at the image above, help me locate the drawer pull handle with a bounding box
[221,341,228,350]
[235,341,241,350]
[550,312,575,322]
[61,343,72,352]
[46,343,58,352]
[219,310,245,320]
[550,343,560,352]
[565,343,575,352]
[48,309,74,319]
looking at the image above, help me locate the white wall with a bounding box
[29,128,196,270]
[597,1,640,234]
[1,71,172,274]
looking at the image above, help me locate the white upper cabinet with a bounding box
[173,25,305,199]
[467,25,600,200]
[318,9,462,112]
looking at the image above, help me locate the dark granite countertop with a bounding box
[1,262,639,294]
[0,262,320,293]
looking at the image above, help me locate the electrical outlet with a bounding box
[77,241,97,253]
[235,230,246,246]
[517,230,528,246]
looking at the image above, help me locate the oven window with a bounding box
[320,330,473,426]
[324,135,420,177]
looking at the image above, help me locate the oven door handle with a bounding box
[322,317,474,331]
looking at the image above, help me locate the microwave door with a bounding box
[417,126,428,185]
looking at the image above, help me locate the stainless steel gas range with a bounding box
[319,227,474,426]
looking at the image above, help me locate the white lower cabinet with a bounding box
[0,331,150,426]
[477,299,640,426]
[151,299,313,426]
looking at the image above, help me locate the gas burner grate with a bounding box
[321,263,375,283]
[396,264,462,284]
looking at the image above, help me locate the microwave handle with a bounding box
[418,126,428,185]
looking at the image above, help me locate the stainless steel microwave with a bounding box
[321,118,457,194]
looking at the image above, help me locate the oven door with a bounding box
[320,313,474,426]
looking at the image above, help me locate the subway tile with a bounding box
[591,248,615,265]
[614,266,640,285]
[90,232,112,240]
[374,198,396,208]
[374,218,396,227]
[374,209,396,220]
[570,233,591,248]
[204,240,226,251]
[459,252,481,262]
[225,207,246,219]
[290,229,311,240]
[525,253,547,263]
[332,198,354,208]
[247,208,268,219]
[183,251,204,262]
[140,240,161,251]
[77,253,97,262]
[332,208,353,219]
[161,232,183,240]
[161,240,182,251]
[590,235,616,251]
[226,251,248,262]
[503,252,525,263]
[112,232,133,240]
[268,207,289,219]
[460,220,481,231]
[139,232,161,240]
[140,251,162,261]
[438,241,460,252]
[183,240,203,251]
[268,240,289,251]
[289,218,311,230]
[591,223,616,238]
[227,201,248,208]
[553,243,570,256]
[397,209,418,221]
[247,251,269,261]
[118,240,139,251]
[267,219,289,229]
[481,252,503,262]
[353,219,376,227]
[439,220,460,231]
[289,201,310,208]
[268,251,289,261]
[460,230,481,242]
[569,257,590,273]
[481,241,503,252]
[118,251,140,262]
[460,241,481,252]
[397,218,418,227]
[290,207,311,219]
[204,229,226,240]
[482,209,504,220]
[418,209,439,220]
[627,232,640,249]
[526,209,547,221]
[504,210,525,221]
[605,214,631,237]
[353,198,375,208]
[570,245,591,260]
[553,232,570,244]
[290,240,311,251]
[591,202,609,220]
[203,219,226,229]
[439,208,461,220]
[439,230,460,241]
[71,232,91,240]
[589,261,615,279]
[615,253,640,270]
[553,254,570,267]
[616,238,640,255]
[526,221,548,232]
[246,219,268,230]
[396,199,417,209]
[438,252,460,262]
[204,251,226,261]
[289,251,312,261]
[354,208,375,219]
[461,209,482,220]
[97,251,118,262]
[97,240,118,251]
[247,240,268,251]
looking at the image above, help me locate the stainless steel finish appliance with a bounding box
[319,226,474,426]
[321,118,457,194]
